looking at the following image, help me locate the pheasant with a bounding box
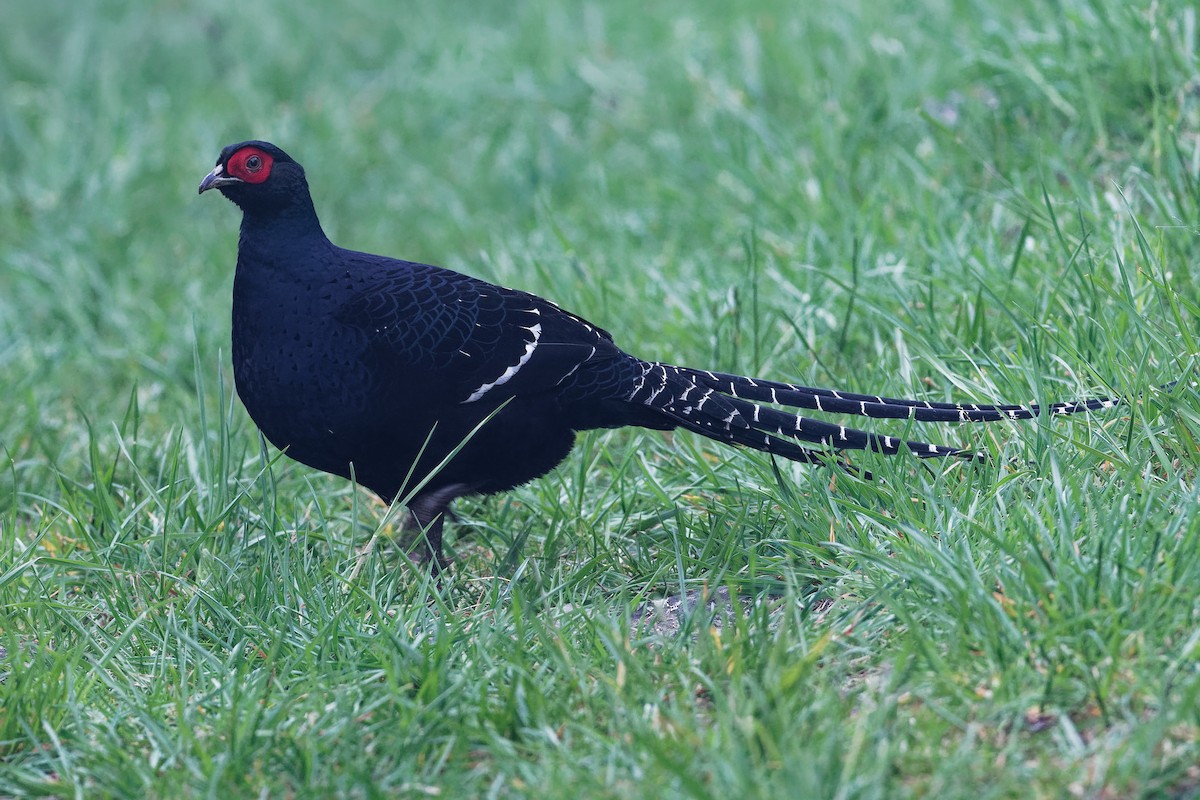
[200,140,1117,570]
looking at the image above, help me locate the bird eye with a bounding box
[228,147,274,183]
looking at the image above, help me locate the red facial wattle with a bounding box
[225,146,274,184]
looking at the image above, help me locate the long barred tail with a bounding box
[682,368,1120,422]
[625,361,1119,464]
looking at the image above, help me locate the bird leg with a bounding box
[403,509,447,572]
[402,483,470,573]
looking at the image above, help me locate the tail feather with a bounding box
[725,396,966,458]
[628,362,981,462]
[679,368,1119,423]
[669,414,836,466]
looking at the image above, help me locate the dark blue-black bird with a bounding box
[200,141,1117,570]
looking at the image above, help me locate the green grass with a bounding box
[2,0,1199,796]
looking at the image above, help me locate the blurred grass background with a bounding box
[2,0,1199,797]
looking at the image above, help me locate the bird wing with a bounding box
[332,255,624,405]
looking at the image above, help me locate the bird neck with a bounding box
[241,190,326,233]
[235,194,334,286]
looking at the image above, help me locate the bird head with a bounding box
[199,141,308,212]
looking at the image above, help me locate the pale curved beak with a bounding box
[198,163,242,194]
